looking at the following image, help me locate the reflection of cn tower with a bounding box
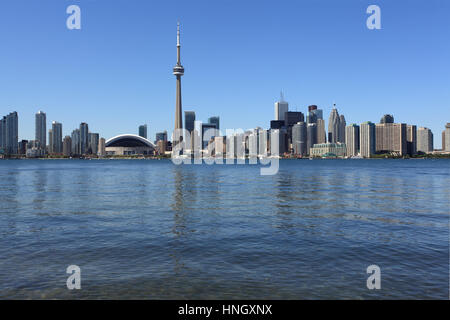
[173,22,184,147]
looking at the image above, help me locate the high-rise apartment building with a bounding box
[98,138,106,157]
[0,116,6,152]
[63,136,72,157]
[3,112,19,155]
[375,123,407,155]
[445,123,450,152]
[90,133,99,155]
[307,123,317,155]
[345,124,360,157]
[417,127,433,153]
[360,121,376,158]
[79,123,89,155]
[35,111,46,150]
[51,121,62,154]
[406,125,417,156]
[71,129,81,155]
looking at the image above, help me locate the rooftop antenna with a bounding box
[280,91,285,102]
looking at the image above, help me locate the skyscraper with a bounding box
[173,22,184,148]
[445,123,450,152]
[71,129,81,155]
[360,121,376,158]
[328,106,340,143]
[274,93,289,121]
[4,112,18,155]
[98,138,106,157]
[375,123,407,155]
[406,125,417,156]
[345,124,360,157]
[417,127,433,153]
[307,123,317,155]
[316,119,326,144]
[0,116,6,152]
[208,116,220,131]
[35,111,46,150]
[292,122,307,156]
[185,111,195,133]
[79,123,89,155]
[90,133,100,155]
[51,121,62,154]
[139,124,148,139]
[48,129,53,154]
[339,114,346,143]
[63,136,72,157]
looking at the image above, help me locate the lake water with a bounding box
[0,159,449,299]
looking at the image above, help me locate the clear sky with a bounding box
[1,0,449,147]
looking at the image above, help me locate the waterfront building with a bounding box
[257,128,269,156]
[0,116,6,152]
[98,138,106,157]
[375,123,407,155]
[2,112,19,155]
[48,129,53,154]
[360,121,376,158]
[445,123,450,151]
[316,119,326,144]
[345,124,360,157]
[105,134,156,156]
[310,142,347,158]
[307,123,317,155]
[173,22,184,148]
[406,125,417,156]
[138,124,148,139]
[417,127,433,153]
[339,114,346,143]
[63,136,72,156]
[18,140,28,155]
[328,106,340,143]
[71,129,81,155]
[80,122,89,155]
[51,121,63,154]
[274,93,289,121]
[292,122,307,156]
[90,133,100,155]
[35,111,46,151]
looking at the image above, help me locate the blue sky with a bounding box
[1,0,449,147]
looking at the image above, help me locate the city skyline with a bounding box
[0,0,449,148]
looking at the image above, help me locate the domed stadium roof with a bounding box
[105,134,156,149]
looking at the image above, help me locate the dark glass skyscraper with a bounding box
[185,111,196,133]
[139,124,148,139]
[208,116,220,131]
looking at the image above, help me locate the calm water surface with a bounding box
[0,159,449,299]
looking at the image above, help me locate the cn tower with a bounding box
[173,22,184,147]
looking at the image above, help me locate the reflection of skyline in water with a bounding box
[0,159,448,299]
